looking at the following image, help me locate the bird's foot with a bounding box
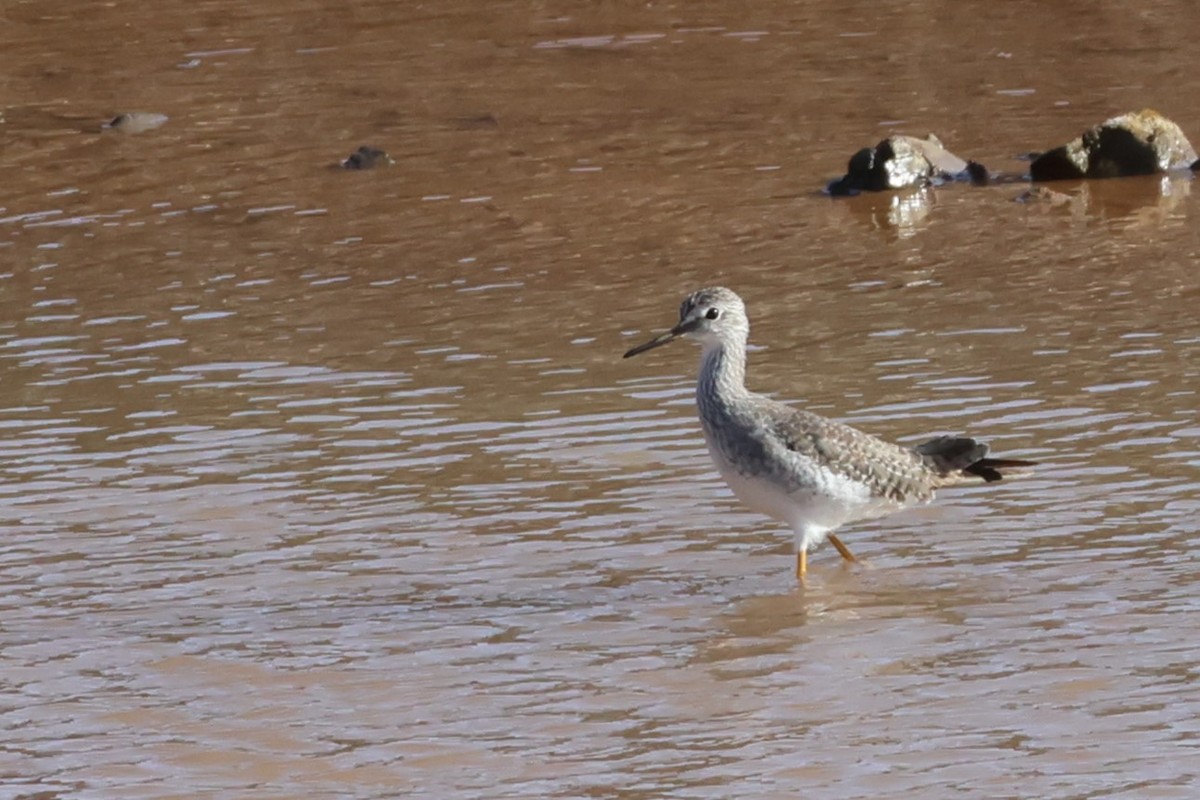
[827,533,858,563]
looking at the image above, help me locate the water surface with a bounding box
[2,1,1199,798]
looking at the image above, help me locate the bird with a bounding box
[623,286,1035,579]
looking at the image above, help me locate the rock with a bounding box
[341,146,393,170]
[1030,109,1197,181]
[1014,186,1072,206]
[102,112,168,133]
[827,134,986,196]
[964,160,990,186]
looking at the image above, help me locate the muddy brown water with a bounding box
[2,2,1199,798]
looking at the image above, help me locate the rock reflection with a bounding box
[1016,174,1192,225]
[834,187,936,239]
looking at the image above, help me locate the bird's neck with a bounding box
[697,338,749,419]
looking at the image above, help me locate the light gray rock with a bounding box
[828,134,986,196]
[102,112,168,133]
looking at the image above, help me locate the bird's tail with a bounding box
[914,435,1036,484]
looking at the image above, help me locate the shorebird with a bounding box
[623,286,1034,579]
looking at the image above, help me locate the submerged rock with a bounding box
[827,134,986,196]
[103,112,168,133]
[341,146,393,170]
[1014,186,1072,206]
[1030,109,1197,181]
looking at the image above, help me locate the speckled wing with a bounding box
[764,406,938,504]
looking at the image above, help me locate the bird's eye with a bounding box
[706,308,720,320]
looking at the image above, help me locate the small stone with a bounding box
[1030,109,1197,181]
[965,161,990,186]
[103,112,168,133]
[342,146,393,170]
[1014,186,1072,205]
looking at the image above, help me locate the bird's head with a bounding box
[624,286,748,358]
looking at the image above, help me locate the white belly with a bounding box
[708,442,899,531]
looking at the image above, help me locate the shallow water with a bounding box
[2,1,1199,798]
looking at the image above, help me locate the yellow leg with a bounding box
[828,533,858,563]
[796,548,807,580]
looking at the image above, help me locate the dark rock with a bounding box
[1030,109,1197,182]
[341,146,393,170]
[827,134,984,196]
[1192,158,1199,171]
[965,160,990,186]
[103,112,168,133]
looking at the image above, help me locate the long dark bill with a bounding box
[623,330,678,358]
[623,318,699,359]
